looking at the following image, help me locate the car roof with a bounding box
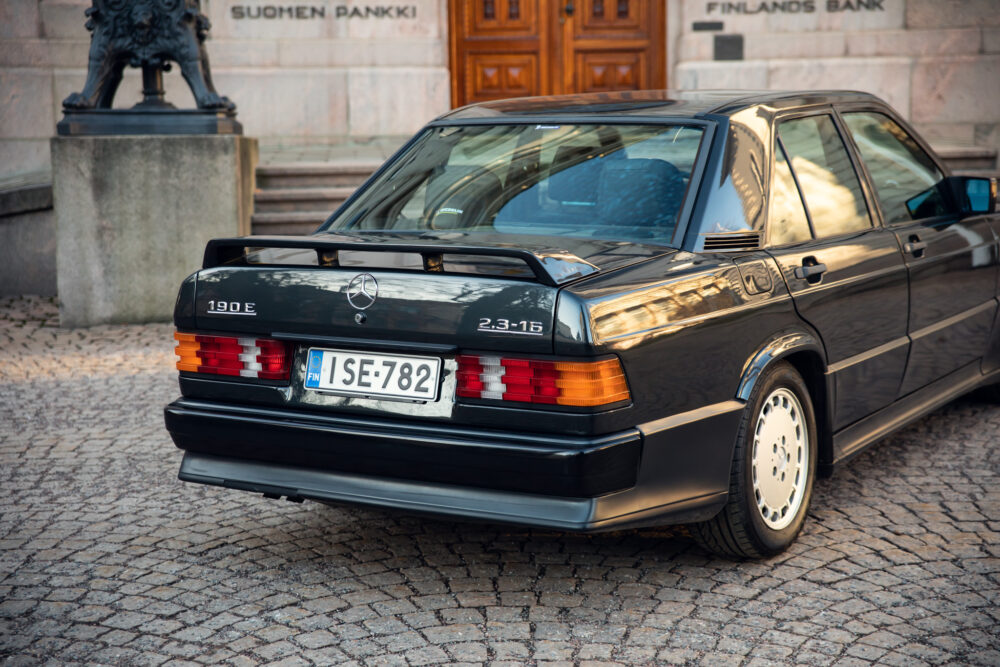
[436,89,884,121]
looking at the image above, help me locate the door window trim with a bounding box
[832,103,960,228]
[765,108,880,249]
[772,133,816,242]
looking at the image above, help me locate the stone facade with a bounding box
[0,0,450,179]
[2,0,998,181]
[674,0,1000,161]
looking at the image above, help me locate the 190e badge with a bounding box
[206,300,257,316]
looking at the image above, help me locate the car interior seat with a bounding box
[596,158,687,234]
[548,144,605,207]
[424,165,504,230]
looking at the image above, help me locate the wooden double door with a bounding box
[448,0,666,107]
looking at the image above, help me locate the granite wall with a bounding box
[3,0,998,181]
[674,0,1000,160]
[0,0,451,179]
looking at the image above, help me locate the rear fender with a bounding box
[736,331,826,401]
[736,331,834,472]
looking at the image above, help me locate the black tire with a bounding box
[974,383,1000,402]
[691,361,818,559]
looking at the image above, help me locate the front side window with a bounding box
[322,123,705,246]
[777,114,872,238]
[841,111,952,224]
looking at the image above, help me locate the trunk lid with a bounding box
[193,232,675,353]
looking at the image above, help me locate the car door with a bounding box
[839,108,998,396]
[766,111,910,430]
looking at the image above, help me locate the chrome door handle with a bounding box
[903,240,928,255]
[793,263,828,280]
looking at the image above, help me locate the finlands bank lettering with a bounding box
[706,0,884,13]
[231,5,417,19]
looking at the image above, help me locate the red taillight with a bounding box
[456,355,630,407]
[174,332,291,381]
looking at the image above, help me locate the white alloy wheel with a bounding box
[751,387,809,530]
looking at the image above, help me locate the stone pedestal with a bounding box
[51,135,257,327]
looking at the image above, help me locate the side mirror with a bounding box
[961,176,998,214]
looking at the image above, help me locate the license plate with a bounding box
[304,348,442,402]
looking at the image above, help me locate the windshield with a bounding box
[321,123,705,246]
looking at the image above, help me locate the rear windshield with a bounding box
[321,123,705,245]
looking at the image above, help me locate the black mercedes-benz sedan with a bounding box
[165,90,999,558]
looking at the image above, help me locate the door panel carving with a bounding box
[470,54,537,100]
[576,51,645,92]
[470,0,536,36]
[578,0,642,32]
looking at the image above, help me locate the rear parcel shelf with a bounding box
[201,235,601,286]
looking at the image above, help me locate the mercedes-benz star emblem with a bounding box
[346,273,378,310]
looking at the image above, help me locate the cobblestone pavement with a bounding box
[1,294,999,667]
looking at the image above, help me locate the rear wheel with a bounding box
[691,361,817,558]
[974,383,1000,402]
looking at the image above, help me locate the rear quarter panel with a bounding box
[560,251,810,427]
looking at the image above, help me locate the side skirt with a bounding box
[831,360,998,468]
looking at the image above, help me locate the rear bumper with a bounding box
[166,397,742,531]
[165,398,641,497]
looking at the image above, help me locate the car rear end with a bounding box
[165,236,650,527]
[165,117,712,530]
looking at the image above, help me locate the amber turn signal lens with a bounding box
[550,358,631,406]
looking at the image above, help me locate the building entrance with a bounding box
[448,0,666,107]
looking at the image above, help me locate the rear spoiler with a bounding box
[202,235,600,287]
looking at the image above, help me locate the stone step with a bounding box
[251,211,328,236]
[255,161,381,189]
[0,172,53,218]
[253,186,356,214]
[950,168,1000,178]
[251,160,379,234]
[935,145,998,173]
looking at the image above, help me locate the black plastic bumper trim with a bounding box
[179,452,727,532]
[165,398,641,497]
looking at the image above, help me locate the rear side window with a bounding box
[777,115,872,238]
[841,111,953,223]
[768,139,812,245]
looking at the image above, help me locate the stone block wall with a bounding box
[4,0,997,180]
[675,0,1000,162]
[0,0,451,179]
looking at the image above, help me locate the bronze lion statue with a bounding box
[63,0,234,111]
